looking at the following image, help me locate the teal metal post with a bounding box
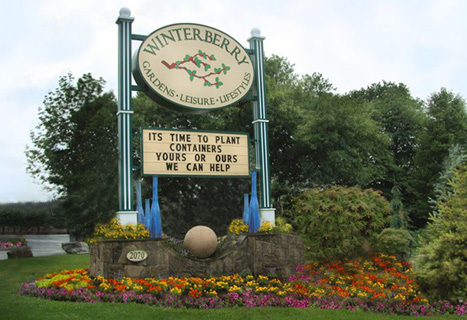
[116,8,137,224]
[248,28,275,224]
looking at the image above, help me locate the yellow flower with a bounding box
[228,285,242,293]
[227,219,248,235]
[86,218,150,243]
[258,221,273,233]
[169,287,182,295]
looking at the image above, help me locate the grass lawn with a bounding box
[0,254,464,320]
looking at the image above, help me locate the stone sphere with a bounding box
[184,226,218,258]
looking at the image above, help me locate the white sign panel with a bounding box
[141,128,250,177]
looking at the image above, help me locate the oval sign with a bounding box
[133,23,255,113]
[126,249,148,262]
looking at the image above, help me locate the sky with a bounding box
[1,0,467,203]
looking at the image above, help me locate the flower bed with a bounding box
[0,238,26,250]
[289,254,467,316]
[20,254,466,316]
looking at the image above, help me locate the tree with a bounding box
[296,93,391,188]
[0,207,25,233]
[429,144,467,214]
[26,74,118,238]
[351,82,425,198]
[264,56,336,213]
[131,56,337,236]
[415,164,467,302]
[408,88,467,227]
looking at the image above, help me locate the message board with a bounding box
[141,128,250,177]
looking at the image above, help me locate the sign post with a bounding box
[116,8,138,224]
[248,28,275,224]
[115,8,275,225]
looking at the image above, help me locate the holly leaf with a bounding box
[189,70,197,81]
[216,81,223,88]
[184,54,191,61]
[204,65,211,72]
[210,54,216,61]
[198,50,207,59]
[214,68,221,74]
[204,81,211,87]
[222,63,230,75]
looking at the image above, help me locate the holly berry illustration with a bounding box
[161,50,230,88]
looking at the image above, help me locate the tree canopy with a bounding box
[26,73,118,237]
[25,56,467,236]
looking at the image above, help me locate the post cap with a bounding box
[119,7,131,17]
[251,28,261,37]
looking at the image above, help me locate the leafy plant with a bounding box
[273,216,293,233]
[257,221,274,233]
[414,164,467,303]
[288,186,391,260]
[227,218,293,235]
[86,218,149,244]
[374,228,414,259]
[0,238,26,250]
[227,219,249,235]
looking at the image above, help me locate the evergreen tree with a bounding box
[429,144,467,215]
[415,164,467,302]
[408,88,467,227]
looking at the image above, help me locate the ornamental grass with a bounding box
[20,254,466,316]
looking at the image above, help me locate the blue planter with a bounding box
[150,176,163,239]
[249,171,260,233]
[136,180,144,225]
[243,193,250,225]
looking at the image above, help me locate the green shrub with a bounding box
[374,228,414,259]
[274,216,293,233]
[414,164,467,303]
[288,186,391,260]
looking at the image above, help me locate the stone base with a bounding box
[89,233,305,280]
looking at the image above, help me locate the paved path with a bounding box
[0,234,70,260]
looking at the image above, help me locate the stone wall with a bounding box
[89,233,305,279]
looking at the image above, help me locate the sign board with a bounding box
[126,249,148,262]
[133,23,255,113]
[141,128,250,177]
